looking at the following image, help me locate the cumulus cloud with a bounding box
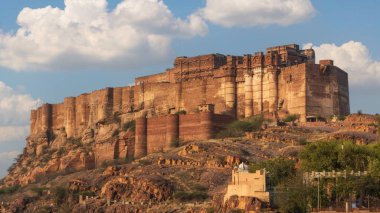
[0,0,207,71]
[303,41,380,85]
[0,81,41,143]
[200,0,316,27]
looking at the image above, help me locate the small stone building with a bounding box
[224,164,270,203]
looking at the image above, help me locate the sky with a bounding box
[0,0,380,177]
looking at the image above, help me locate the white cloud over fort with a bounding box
[304,41,380,85]
[0,81,41,144]
[200,0,316,27]
[0,0,319,72]
[0,0,207,71]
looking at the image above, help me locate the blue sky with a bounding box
[0,0,380,177]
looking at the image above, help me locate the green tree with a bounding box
[299,141,341,171]
[274,173,317,213]
[249,158,296,187]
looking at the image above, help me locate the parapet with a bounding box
[320,59,334,66]
[173,54,227,71]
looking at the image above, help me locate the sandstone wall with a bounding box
[135,112,233,157]
[278,63,307,120]
[305,62,350,119]
[30,86,135,139]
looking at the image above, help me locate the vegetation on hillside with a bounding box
[251,140,380,212]
[217,115,264,138]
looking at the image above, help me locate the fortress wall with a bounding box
[121,86,134,113]
[88,88,114,123]
[135,117,147,158]
[143,82,177,114]
[278,63,307,119]
[205,78,226,114]
[261,69,271,113]
[135,72,169,84]
[147,116,167,153]
[171,54,225,74]
[181,80,209,113]
[75,93,89,136]
[179,113,201,141]
[224,76,236,116]
[244,75,253,118]
[112,87,123,114]
[35,104,52,133]
[94,139,117,166]
[252,67,263,115]
[334,67,350,115]
[31,86,136,140]
[64,97,76,138]
[142,112,232,156]
[51,103,64,134]
[236,81,245,118]
[30,110,37,135]
[268,68,279,114]
[305,63,334,118]
[133,84,143,111]
[165,114,179,151]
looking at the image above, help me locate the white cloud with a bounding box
[0,0,207,71]
[303,41,380,85]
[0,81,41,143]
[200,0,316,27]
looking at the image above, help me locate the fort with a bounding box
[29,44,350,164]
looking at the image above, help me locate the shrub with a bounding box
[67,137,82,147]
[123,120,135,132]
[170,138,180,148]
[7,162,17,173]
[138,159,152,166]
[57,147,67,156]
[249,158,296,187]
[283,114,299,123]
[31,187,46,196]
[176,110,187,115]
[337,115,346,121]
[173,190,208,202]
[52,186,68,205]
[297,137,307,145]
[190,183,207,192]
[0,185,20,195]
[78,190,96,197]
[217,117,263,138]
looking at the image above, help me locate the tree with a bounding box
[249,158,296,187]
